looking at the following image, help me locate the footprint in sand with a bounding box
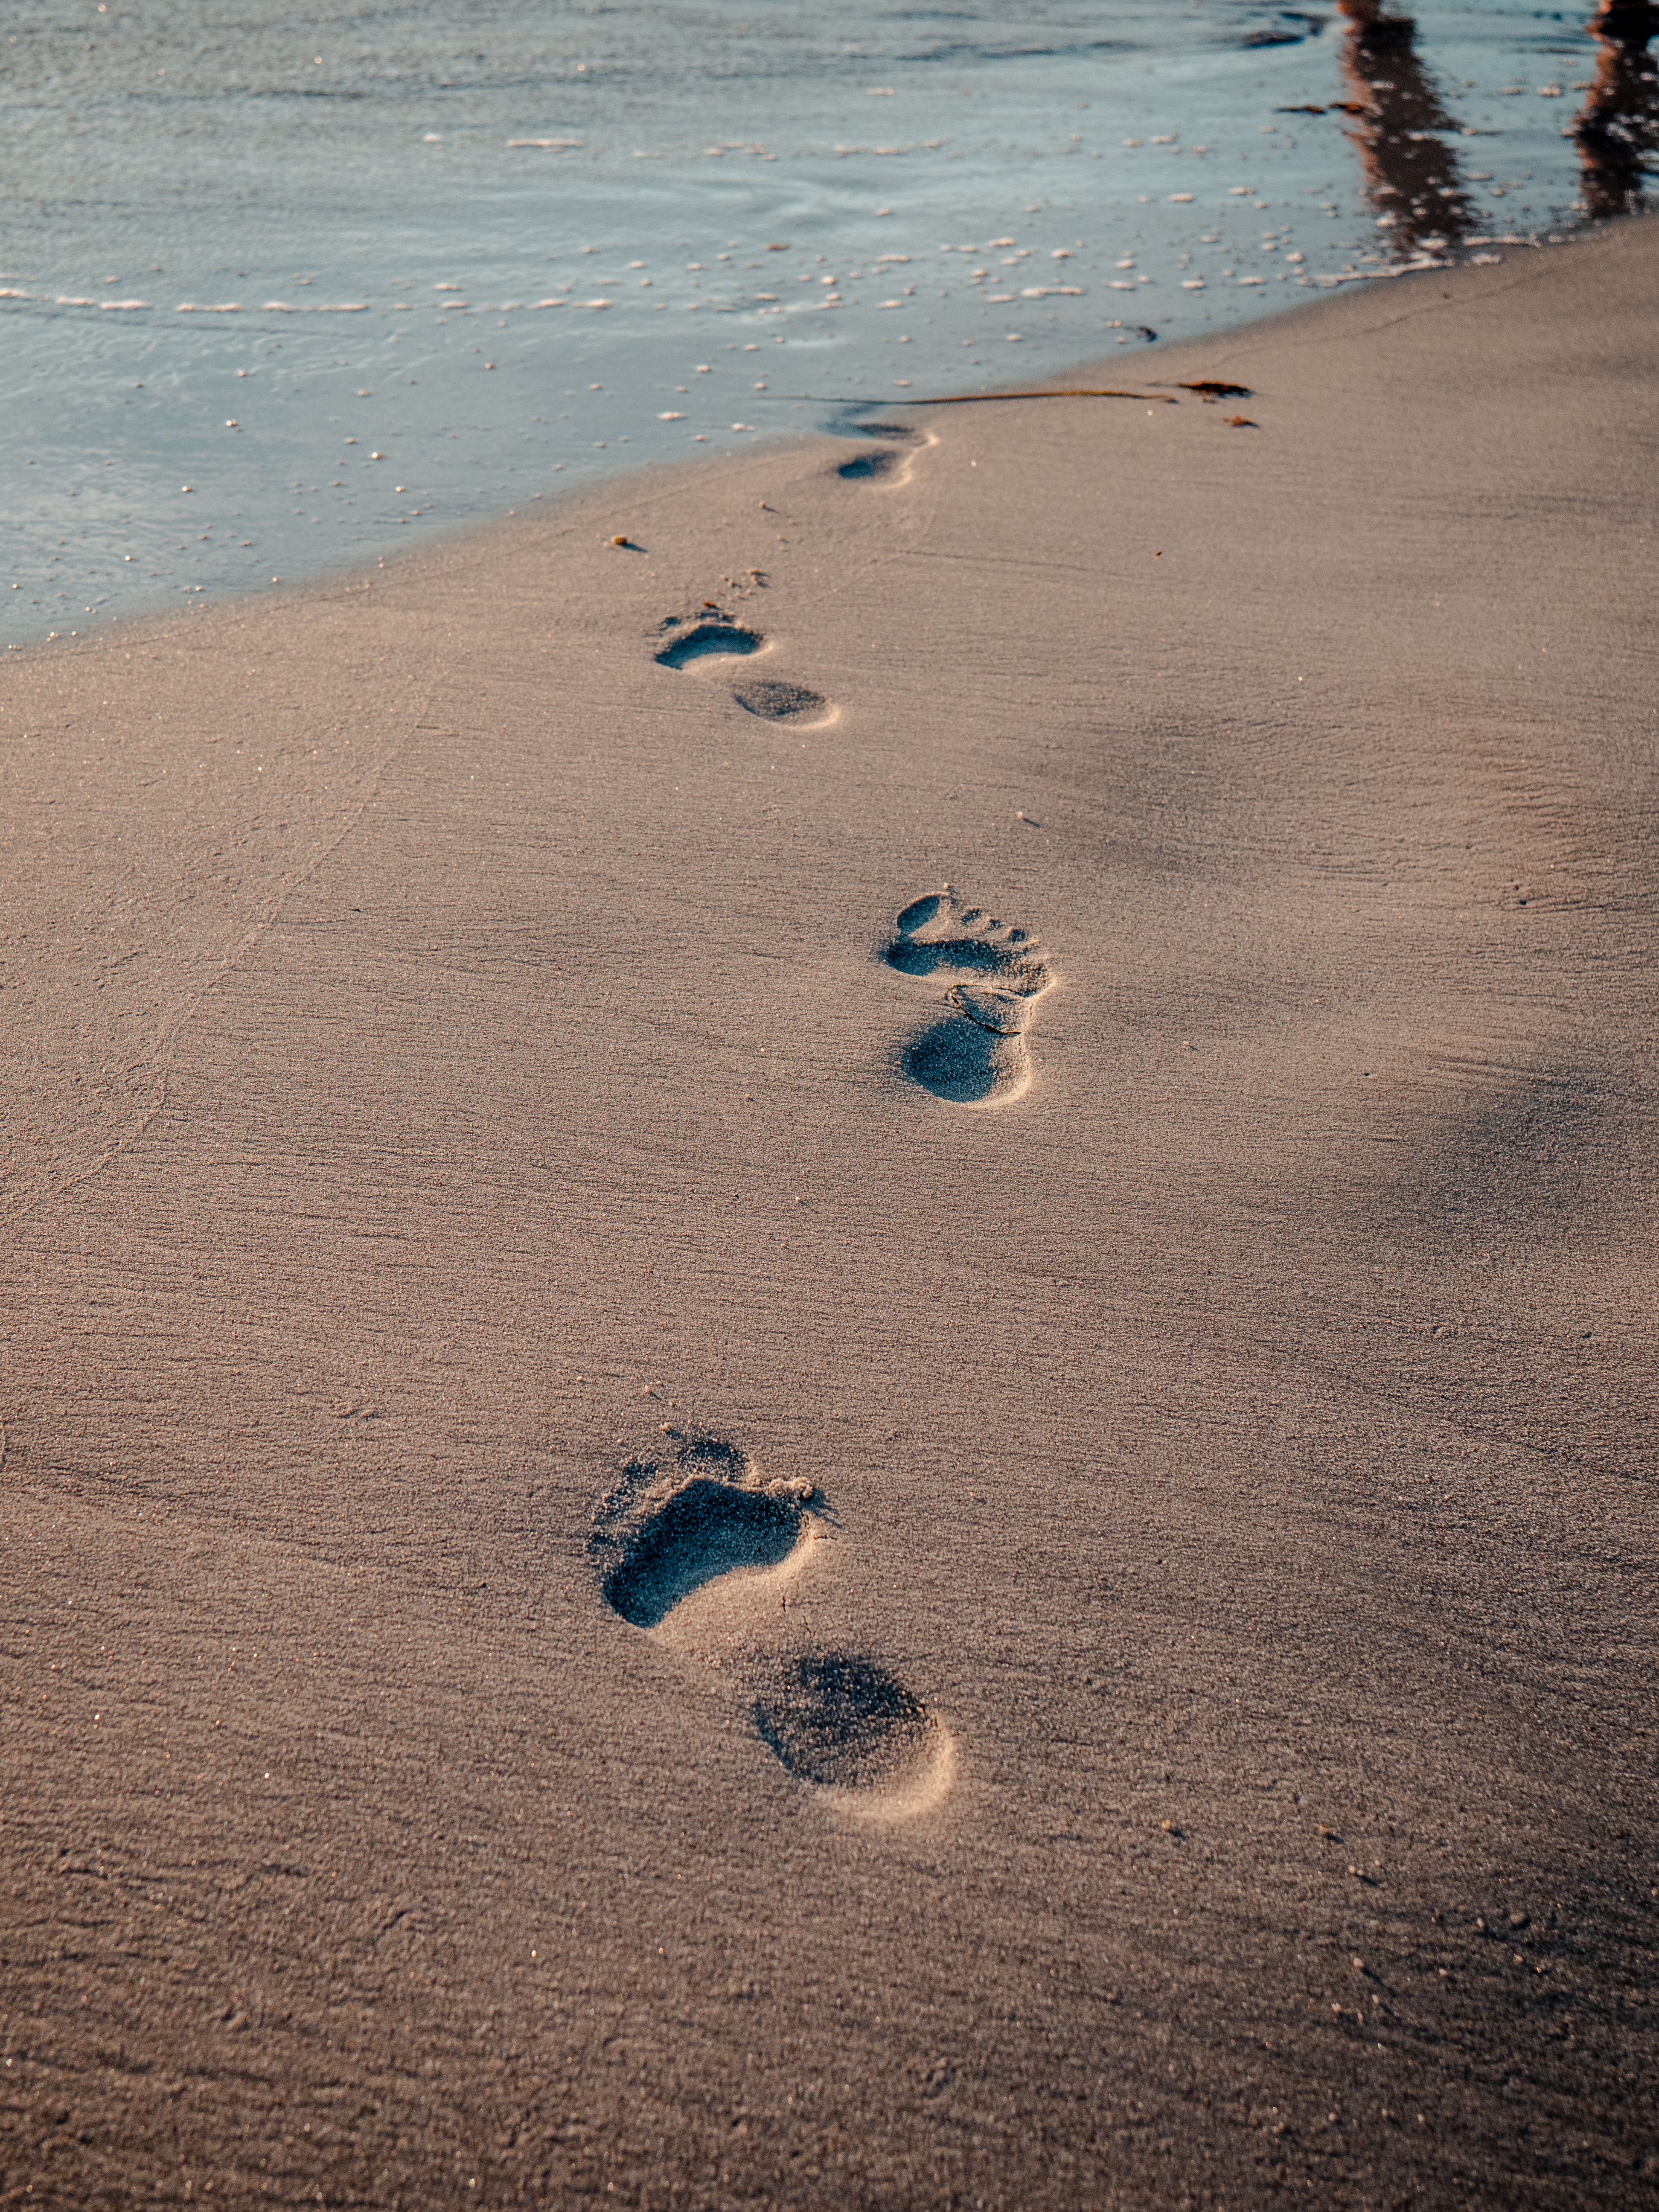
[593,1431,951,1819]
[653,619,764,670]
[883,887,1054,1105]
[750,1644,952,1822]
[654,617,833,725]
[731,678,830,724]
[595,1434,811,1629]
[832,421,929,486]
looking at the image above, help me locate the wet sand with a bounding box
[3,215,1658,2208]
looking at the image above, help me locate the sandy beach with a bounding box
[3,212,1658,2208]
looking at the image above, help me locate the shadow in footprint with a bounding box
[883,889,1055,1105]
[596,1437,951,1816]
[733,679,829,723]
[837,449,902,481]
[884,894,1049,991]
[603,1479,802,1629]
[902,1017,1024,1105]
[752,1652,936,1792]
[655,622,833,723]
[595,1433,815,1631]
[655,621,764,669]
[831,420,925,483]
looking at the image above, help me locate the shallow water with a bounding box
[3,0,1653,646]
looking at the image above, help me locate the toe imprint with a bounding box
[883,887,1055,1104]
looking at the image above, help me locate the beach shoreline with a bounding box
[3,214,1657,2208]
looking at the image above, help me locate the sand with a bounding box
[3,215,1658,2209]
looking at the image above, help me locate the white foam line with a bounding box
[100,299,150,310]
[506,137,581,149]
[178,303,243,313]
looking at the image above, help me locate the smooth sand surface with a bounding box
[4,218,1658,2209]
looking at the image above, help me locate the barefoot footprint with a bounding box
[653,619,764,670]
[751,1651,954,1821]
[831,420,931,486]
[594,1434,813,1630]
[883,887,1054,1105]
[593,1432,951,1817]
[653,617,832,725]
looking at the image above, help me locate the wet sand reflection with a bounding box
[1333,3,1471,259]
[1573,1,1659,218]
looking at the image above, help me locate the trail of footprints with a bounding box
[649,421,927,724]
[592,1435,952,1819]
[609,432,1048,1816]
[596,888,1051,1813]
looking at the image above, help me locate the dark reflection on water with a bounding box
[2,0,1650,645]
[1335,4,1470,259]
[1234,8,1328,48]
[1574,1,1659,217]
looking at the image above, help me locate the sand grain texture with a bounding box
[3,220,1658,2208]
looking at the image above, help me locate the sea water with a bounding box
[3,0,1653,646]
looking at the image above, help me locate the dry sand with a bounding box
[3,214,1657,2209]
